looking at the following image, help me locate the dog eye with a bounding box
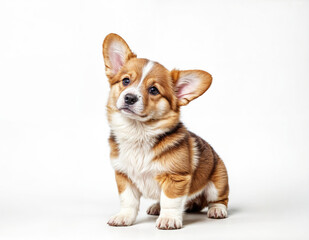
[122,78,130,86]
[148,86,160,95]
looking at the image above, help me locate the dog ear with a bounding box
[102,33,136,78]
[171,69,212,106]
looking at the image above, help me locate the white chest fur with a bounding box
[110,113,165,200]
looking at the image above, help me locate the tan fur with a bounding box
[153,127,229,205]
[103,33,229,228]
[188,132,217,195]
[209,158,229,206]
[152,126,187,157]
[156,173,191,198]
[152,124,192,174]
[114,171,131,194]
[108,134,119,159]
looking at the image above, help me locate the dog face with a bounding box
[106,57,178,122]
[103,33,212,123]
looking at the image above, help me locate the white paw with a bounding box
[107,209,137,226]
[147,203,160,215]
[156,215,182,230]
[207,203,228,219]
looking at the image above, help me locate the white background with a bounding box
[0,0,308,239]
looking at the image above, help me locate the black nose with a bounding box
[124,93,138,105]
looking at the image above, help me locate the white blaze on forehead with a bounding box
[137,61,154,88]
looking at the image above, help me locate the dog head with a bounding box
[102,33,212,124]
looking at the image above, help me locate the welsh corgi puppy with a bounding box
[102,33,229,230]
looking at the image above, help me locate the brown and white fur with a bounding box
[102,33,229,230]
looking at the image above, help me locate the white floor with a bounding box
[1,194,308,240]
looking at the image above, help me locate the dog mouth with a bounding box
[119,107,147,118]
[119,107,136,114]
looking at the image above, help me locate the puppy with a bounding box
[102,33,229,230]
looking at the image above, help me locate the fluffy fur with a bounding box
[102,33,229,230]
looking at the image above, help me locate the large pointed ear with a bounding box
[102,33,136,78]
[171,69,212,106]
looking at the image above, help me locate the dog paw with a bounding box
[147,203,160,215]
[156,215,182,230]
[107,210,137,226]
[207,204,228,219]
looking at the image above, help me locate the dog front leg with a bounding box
[108,171,141,226]
[156,174,191,230]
